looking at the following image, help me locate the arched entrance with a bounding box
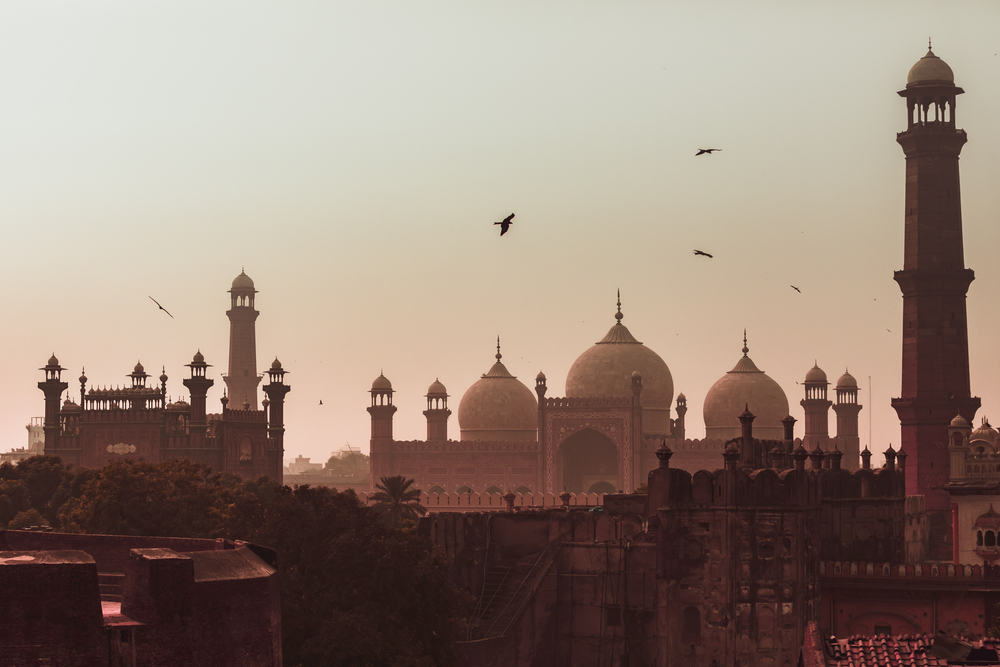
[558,428,618,493]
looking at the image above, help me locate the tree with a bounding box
[370,475,426,529]
[58,458,241,538]
[224,482,466,667]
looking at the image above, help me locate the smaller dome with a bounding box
[951,414,970,427]
[232,270,255,290]
[60,398,82,413]
[976,505,1000,530]
[133,361,145,374]
[47,354,59,367]
[907,48,955,86]
[805,363,827,384]
[677,392,686,400]
[270,358,282,371]
[427,379,447,396]
[79,369,88,383]
[536,371,546,381]
[970,419,998,445]
[371,373,392,391]
[192,350,205,364]
[836,370,858,389]
[631,370,642,379]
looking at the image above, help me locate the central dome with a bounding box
[458,344,537,441]
[703,337,789,441]
[565,299,674,436]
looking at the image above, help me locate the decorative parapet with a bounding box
[357,491,603,511]
[542,396,631,409]
[820,560,1000,580]
[388,440,539,453]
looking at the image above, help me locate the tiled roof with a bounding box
[822,634,1000,667]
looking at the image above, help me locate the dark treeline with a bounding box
[0,456,466,667]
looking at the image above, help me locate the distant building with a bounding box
[285,454,323,475]
[36,272,290,481]
[0,417,44,465]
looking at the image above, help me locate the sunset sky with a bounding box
[2,2,999,469]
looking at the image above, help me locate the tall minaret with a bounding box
[891,46,980,529]
[800,363,831,451]
[224,270,261,409]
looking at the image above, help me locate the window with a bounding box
[874,624,891,636]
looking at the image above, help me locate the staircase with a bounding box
[99,573,124,602]
[470,542,560,640]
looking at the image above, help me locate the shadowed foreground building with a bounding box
[0,529,281,666]
[35,272,290,481]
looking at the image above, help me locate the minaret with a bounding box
[37,354,68,455]
[183,350,214,449]
[833,369,862,470]
[224,270,261,409]
[891,46,980,517]
[423,379,450,441]
[262,358,291,480]
[800,363,831,451]
[368,372,397,490]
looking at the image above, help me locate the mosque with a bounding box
[368,297,864,496]
[36,271,290,482]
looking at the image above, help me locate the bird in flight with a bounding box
[495,213,515,236]
[319,400,323,405]
[693,250,713,258]
[790,285,801,293]
[148,296,174,318]
[696,148,721,156]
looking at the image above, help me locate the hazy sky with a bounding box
[2,2,999,468]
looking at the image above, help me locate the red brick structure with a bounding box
[891,46,981,557]
[37,272,289,481]
[0,529,281,666]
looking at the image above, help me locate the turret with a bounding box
[224,270,262,409]
[37,354,68,454]
[833,369,862,470]
[183,350,214,448]
[262,358,291,476]
[423,379,450,441]
[800,362,831,452]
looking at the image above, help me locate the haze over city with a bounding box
[2,2,999,469]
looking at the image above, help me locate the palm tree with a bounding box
[370,476,426,529]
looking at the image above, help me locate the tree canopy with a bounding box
[370,475,426,529]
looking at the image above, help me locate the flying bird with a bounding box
[693,250,713,258]
[148,296,174,318]
[319,400,323,405]
[494,213,514,236]
[695,148,721,156]
[790,285,801,293]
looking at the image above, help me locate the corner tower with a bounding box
[224,270,261,409]
[891,46,980,537]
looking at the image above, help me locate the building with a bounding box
[36,271,290,481]
[0,529,281,666]
[369,307,864,497]
[0,417,44,465]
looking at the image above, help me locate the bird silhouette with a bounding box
[693,250,713,258]
[494,213,514,236]
[790,285,801,293]
[148,296,174,318]
[319,400,323,405]
[696,148,721,156]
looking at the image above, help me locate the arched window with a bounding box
[978,530,984,546]
[986,531,996,547]
[681,606,701,647]
[239,437,252,462]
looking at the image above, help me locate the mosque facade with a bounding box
[36,271,290,482]
[368,301,864,496]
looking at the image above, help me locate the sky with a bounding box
[1,2,999,468]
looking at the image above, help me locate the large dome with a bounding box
[704,339,789,441]
[458,345,537,441]
[565,301,674,436]
[907,47,955,86]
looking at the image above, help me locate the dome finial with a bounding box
[742,329,749,356]
[615,289,623,323]
[496,336,502,362]
[929,36,932,51]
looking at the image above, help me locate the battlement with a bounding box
[389,439,539,453]
[820,560,1000,583]
[222,407,267,422]
[542,396,632,409]
[357,490,603,512]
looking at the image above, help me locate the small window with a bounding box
[874,624,892,636]
[987,531,996,547]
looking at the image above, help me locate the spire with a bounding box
[742,329,749,357]
[615,289,623,324]
[496,336,502,362]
